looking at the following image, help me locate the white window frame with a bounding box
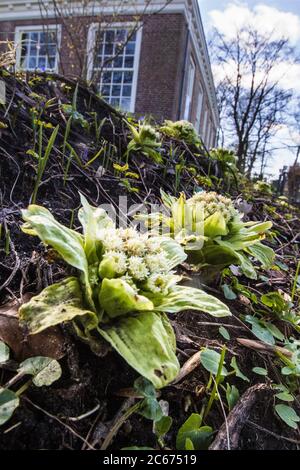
[87,22,142,113]
[183,56,196,121]
[194,84,203,132]
[15,24,61,72]
[201,107,208,143]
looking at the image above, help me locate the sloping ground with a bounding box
[0,71,299,450]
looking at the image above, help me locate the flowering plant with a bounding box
[19,195,230,388]
[160,120,201,147]
[137,190,275,280]
[127,122,162,163]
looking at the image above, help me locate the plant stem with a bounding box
[100,401,141,450]
[291,260,300,303]
[204,346,226,419]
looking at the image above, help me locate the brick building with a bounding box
[0,0,219,147]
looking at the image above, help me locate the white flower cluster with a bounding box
[97,227,172,294]
[189,191,239,223]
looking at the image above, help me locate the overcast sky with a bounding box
[199,0,300,178]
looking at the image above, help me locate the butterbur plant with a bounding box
[137,190,275,280]
[160,120,201,147]
[126,122,162,164]
[19,195,230,389]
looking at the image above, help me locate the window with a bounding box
[202,107,208,143]
[15,26,60,72]
[183,57,195,120]
[88,25,142,112]
[194,85,203,132]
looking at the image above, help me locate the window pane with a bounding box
[123,85,132,97]
[113,71,122,83]
[18,29,57,71]
[124,71,133,83]
[112,85,121,96]
[96,27,136,111]
[124,56,134,68]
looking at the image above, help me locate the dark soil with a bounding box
[0,70,299,450]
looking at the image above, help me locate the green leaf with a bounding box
[156,286,231,318]
[222,284,237,300]
[19,357,62,387]
[155,415,173,437]
[230,357,249,382]
[246,242,275,268]
[252,367,268,376]
[0,341,9,363]
[159,238,187,270]
[21,205,94,309]
[176,414,213,450]
[275,404,300,429]
[226,383,240,411]
[78,193,113,263]
[98,278,154,318]
[204,212,228,238]
[0,388,19,426]
[219,326,230,340]
[185,438,195,450]
[21,205,86,273]
[275,392,294,402]
[245,316,275,345]
[98,312,179,389]
[19,277,97,334]
[193,244,240,267]
[200,348,228,376]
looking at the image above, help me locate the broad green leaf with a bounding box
[230,357,249,382]
[219,326,230,340]
[0,341,9,363]
[138,398,163,422]
[156,286,231,318]
[98,312,179,389]
[21,205,94,309]
[226,383,240,410]
[19,357,62,387]
[204,212,228,238]
[98,278,154,318]
[159,237,187,270]
[22,205,85,272]
[275,404,300,429]
[78,193,113,263]
[200,348,228,376]
[19,277,97,334]
[176,414,213,450]
[235,252,257,279]
[190,244,240,267]
[252,367,268,376]
[246,242,275,268]
[155,415,173,437]
[0,388,19,426]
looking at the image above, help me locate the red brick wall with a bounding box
[0,13,187,120]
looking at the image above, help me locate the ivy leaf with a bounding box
[0,388,19,425]
[19,357,62,387]
[200,348,228,376]
[275,404,300,429]
[134,378,163,422]
[275,392,294,402]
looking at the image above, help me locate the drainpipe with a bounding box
[177,24,189,120]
